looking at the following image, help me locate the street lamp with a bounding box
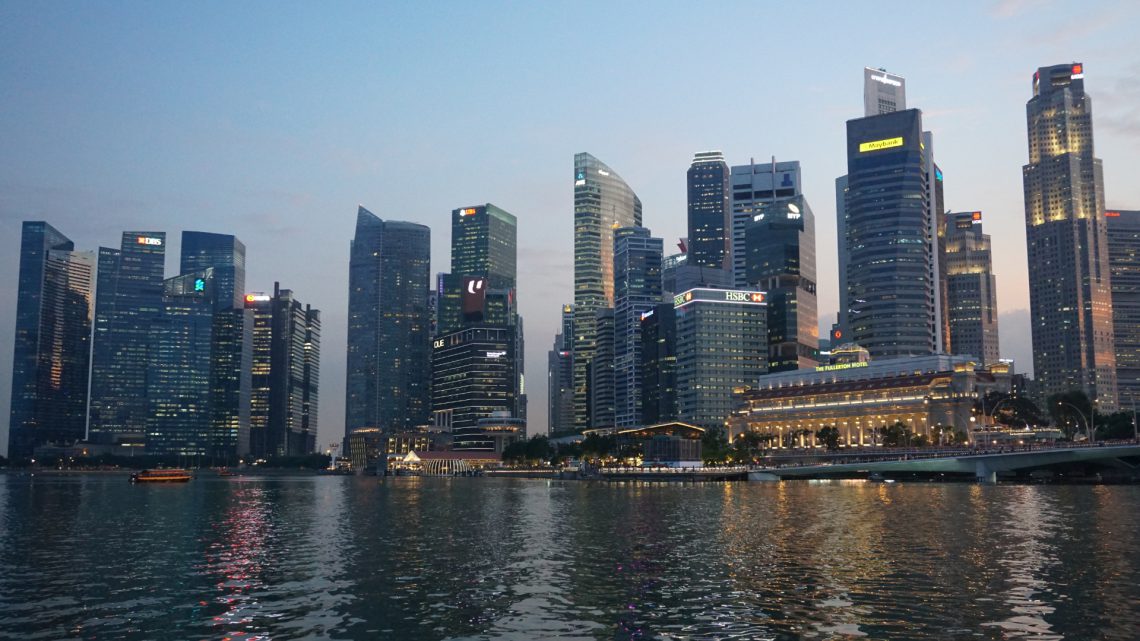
[1056,401,1092,443]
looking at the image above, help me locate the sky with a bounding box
[2,1,1138,456]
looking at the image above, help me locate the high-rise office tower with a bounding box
[8,222,95,460]
[573,153,642,429]
[745,195,819,372]
[1107,210,1139,412]
[640,302,678,425]
[431,326,520,439]
[943,212,1000,364]
[345,207,432,435]
[863,67,906,116]
[834,175,850,342]
[89,231,166,442]
[589,308,616,429]
[180,231,246,310]
[547,305,575,435]
[674,288,768,429]
[613,227,663,427]
[437,204,519,334]
[245,284,320,458]
[844,108,938,358]
[1023,63,1117,409]
[730,160,802,288]
[146,269,251,460]
[687,151,731,271]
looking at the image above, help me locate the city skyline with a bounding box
[3,3,1140,454]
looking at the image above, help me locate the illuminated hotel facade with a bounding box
[572,153,642,429]
[1023,63,1117,409]
[729,355,1012,448]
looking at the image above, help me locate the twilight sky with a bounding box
[2,1,1139,455]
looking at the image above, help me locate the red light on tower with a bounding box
[1072,63,1083,75]
[1106,211,1121,218]
[972,211,982,221]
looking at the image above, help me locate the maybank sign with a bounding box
[815,362,869,372]
[858,137,904,153]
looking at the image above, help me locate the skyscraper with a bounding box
[146,263,252,461]
[674,288,768,429]
[245,284,321,458]
[573,153,642,429]
[863,67,906,117]
[437,204,519,334]
[613,227,663,427]
[943,211,1000,364]
[589,307,616,429]
[431,326,520,436]
[547,304,574,435]
[89,232,166,442]
[844,108,938,358]
[687,151,731,271]
[8,222,95,460]
[345,207,432,436]
[180,231,246,310]
[730,160,802,288]
[1023,63,1117,409]
[745,195,819,372]
[640,302,678,425]
[1106,210,1139,412]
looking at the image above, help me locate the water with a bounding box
[1,475,1139,640]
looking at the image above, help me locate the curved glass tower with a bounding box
[572,153,641,429]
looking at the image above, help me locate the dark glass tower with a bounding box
[589,307,616,429]
[687,151,731,271]
[640,302,678,425]
[345,207,431,436]
[1107,210,1140,412]
[89,232,166,442]
[437,203,518,335]
[613,227,663,427]
[730,160,803,288]
[8,222,95,460]
[146,269,251,461]
[547,305,574,435]
[844,109,938,358]
[180,231,246,310]
[943,212,1000,364]
[573,153,641,429]
[245,284,321,458]
[745,195,819,372]
[431,326,519,436]
[1023,63,1117,409]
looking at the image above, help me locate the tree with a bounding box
[701,429,732,464]
[876,421,916,447]
[816,426,840,451]
[1048,390,1094,439]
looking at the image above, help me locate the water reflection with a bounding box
[0,476,1139,640]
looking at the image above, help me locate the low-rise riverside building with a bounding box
[728,355,1012,447]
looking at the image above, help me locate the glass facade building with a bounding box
[345,207,432,436]
[687,151,731,271]
[745,195,819,372]
[844,109,938,358]
[943,211,1000,364]
[145,268,252,461]
[547,304,574,435]
[8,222,95,460]
[613,227,663,428]
[1107,210,1140,412]
[1023,63,1117,409]
[89,231,166,442]
[589,307,616,429]
[573,153,642,429]
[674,288,768,429]
[431,326,520,434]
[640,302,678,425]
[730,160,802,289]
[245,284,320,458]
[180,231,246,311]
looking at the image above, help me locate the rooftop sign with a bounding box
[859,137,904,153]
[815,362,869,372]
[674,288,766,309]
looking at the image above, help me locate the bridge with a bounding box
[748,441,1140,483]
